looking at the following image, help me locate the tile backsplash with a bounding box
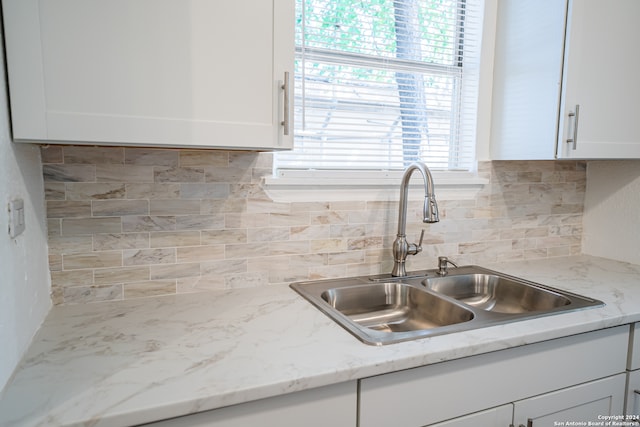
[42,145,585,305]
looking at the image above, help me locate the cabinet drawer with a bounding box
[145,381,356,427]
[359,326,628,427]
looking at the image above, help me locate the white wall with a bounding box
[583,161,640,265]
[0,29,51,391]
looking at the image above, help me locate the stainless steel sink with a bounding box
[290,265,603,345]
[423,272,571,314]
[321,283,474,332]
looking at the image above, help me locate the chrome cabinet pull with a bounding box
[566,104,580,150]
[281,71,290,135]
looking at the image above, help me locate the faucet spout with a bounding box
[391,162,439,277]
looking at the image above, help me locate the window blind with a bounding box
[275,0,483,173]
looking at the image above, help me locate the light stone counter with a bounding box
[2,255,640,427]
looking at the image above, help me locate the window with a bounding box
[274,0,483,176]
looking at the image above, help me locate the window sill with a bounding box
[263,171,488,203]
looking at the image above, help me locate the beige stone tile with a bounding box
[248,227,290,242]
[310,239,346,253]
[269,212,309,227]
[328,251,365,265]
[225,212,269,228]
[123,248,175,266]
[288,253,328,267]
[201,229,247,245]
[290,225,330,241]
[48,219,61,237]
[311,211,349,225]
[124,280,175,299]
[177,276,225,292]
[331,200,367,211]
[176,214,224,230]
[290,202,331,212]
[41,145,63,163]
[124,148,179,167]
[206,165,256,183]
[63,251,122,270]
[268,241,309,256]
[179,183,228,198]
[122,216,176,232]
[63,285,123,304]
[246,199,290,214]
[43,164,95,182]
[47,201,92,218]
[126,183,181,199]
[177,245,225,263]
[329,224,367,238]
[48,235,94,255]
[62,217,122,235]
[44,182,66,200]
[51,270,94,288]
[201,259,247,276]
[150,231,200,248]
[310,264,347,281]
[94,266,150,284]
[348,236,383,250]
[154,167,204,183]
[149,199,201,215]
[225,242,270,259]
[49,254,63,271]
[93,233,149,251]
[179,150,228,167]
[228,151,267,168]
[150,263,200,280]
[200,198,246,214]
[92,200,149,216]
[66,183,126,200]
[96,165,154,183]
[63,146,124,164]
[230,183,265,199]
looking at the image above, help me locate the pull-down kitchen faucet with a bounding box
[391,162,439,277]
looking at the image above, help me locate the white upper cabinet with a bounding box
[2,0,294,150]
[490,0,640,160]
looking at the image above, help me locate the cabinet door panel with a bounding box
[513,374,625,426]
[3,0,294,150]
[558,0,640,159]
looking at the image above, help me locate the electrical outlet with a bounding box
[8,198,25,238]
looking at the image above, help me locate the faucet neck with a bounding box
[396,162,438,237]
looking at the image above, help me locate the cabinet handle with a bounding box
[281,71,290,136]
[566,104,580,150]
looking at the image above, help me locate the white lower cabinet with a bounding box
[143,381,357,427]
[145,327,630,427]
[359,327,629,427]
[513,375,625,427]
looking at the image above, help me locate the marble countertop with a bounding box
[2,255,640,427]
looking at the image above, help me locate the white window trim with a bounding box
[263,170,487,202]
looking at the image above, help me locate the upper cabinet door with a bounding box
[490,0,640,160]
[2,0,294,150]
[557,0,640,159]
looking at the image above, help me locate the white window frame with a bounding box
[265,0,495,202]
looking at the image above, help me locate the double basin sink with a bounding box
[290,265,603,345]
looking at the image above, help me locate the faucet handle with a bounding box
[408,230,425,256]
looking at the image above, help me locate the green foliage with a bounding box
[297,0,460,81]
